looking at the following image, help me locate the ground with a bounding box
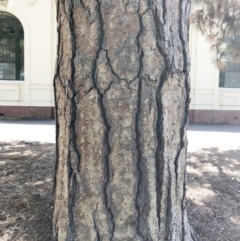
[187,147,240,241]
[0,121,239,241]
[0,141,55,241]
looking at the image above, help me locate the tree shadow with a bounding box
[1,141,239,241]
[187,147,240,241]
[0,141,55,241]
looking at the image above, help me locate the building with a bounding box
[0,1,239,124]
[0,0,56,118]
[189,27,240,124]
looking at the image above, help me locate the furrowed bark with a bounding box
[53,0,195,240]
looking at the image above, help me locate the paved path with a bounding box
[0,119,55,143]
[188,124,240,152]
[0,120,239,151]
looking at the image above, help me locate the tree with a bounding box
[53,0,195,240]
[191,0,240,68]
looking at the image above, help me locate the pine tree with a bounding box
[191,0,240,68]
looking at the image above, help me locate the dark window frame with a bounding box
[219,62,240,88]
[0,12,24,81]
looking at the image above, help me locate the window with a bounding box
[219,62,240,88]
[0,12,24,80]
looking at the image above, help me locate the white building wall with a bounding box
[190,27,240,111]
[0,2,238,121]
[0,0,56,108]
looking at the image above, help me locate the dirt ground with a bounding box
[0,142,55,241]
[187,147,240,241]
[0,140,239,241]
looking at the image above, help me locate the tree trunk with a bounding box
[53,0,194,240]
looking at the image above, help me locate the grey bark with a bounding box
[53,0,194,240]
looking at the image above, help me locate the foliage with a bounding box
[191,0,240,68]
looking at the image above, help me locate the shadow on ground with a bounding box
[187,147,240,241]
[0,141,55,241]
[0,141,239,241]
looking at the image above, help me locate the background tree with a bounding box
[191,0,240,68]
[53,0,195,240]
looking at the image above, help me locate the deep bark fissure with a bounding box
[135,6,150,239]
[69,3,81,174]
[174,0,190,185]
[105,50,121,81]
[93,212,101,241]
[153,5,170,66]
[104,50,133,93]
[53,0,61,193]
[173,145,181,184]
[172,78,189,185]
[96,92,115,240]
[54,0,62,85]
[162,0,167,25]
[67,172,77,239]
[91,0,115,239]
[178,1,191,240]
[79,86,95,99]
[78,0,87,13]
[135,80,142,237]
[153,8,170,231]
[165,165,173,241]
[182,157,188,241]
[135,78,144,240]
[146,0,154,10]
[190,228,198,241]
[136,8,144,79]
[155,86,165,231]
[66,2,81,239]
